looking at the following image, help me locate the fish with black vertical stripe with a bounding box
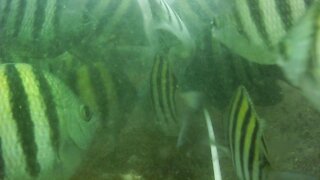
[227,86,318,180]
[46,51,138,150]
[0,63,99,179]
[228,85,269,180]
[150,54,179,136]
[149,53,205,145]
[211,0,316,64]
[0,0,140,59]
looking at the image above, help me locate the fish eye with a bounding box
[80,105,93,122]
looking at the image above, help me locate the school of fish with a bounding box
[0,0,319,179]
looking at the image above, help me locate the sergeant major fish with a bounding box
[228,86,269,180]
[0,63,99,179]
[211,0,315,64]
[150,54,179,136]
[150,53,205,149]
[0,0,139,59]
[228,86,317,180]
[48,52,137,137]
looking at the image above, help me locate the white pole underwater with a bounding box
[204,108,222,180]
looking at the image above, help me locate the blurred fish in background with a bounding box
[171,0,217,40]
[0,0,147,66]
[149,51,207,156]
[209,0,320,113]
[181,24,284,111]
[0,63,99,179]
[150,54,179,137]
[138,0,195,84]
[138,0,194,51]
[211,0,315,64]
[161,0,284,111]
[278,1,320,112]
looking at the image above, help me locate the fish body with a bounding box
[212,0,315,64]
[150,54,179,136]
[0,63,99,179]
[227,86,318,180]
[228,86,269,180]
[0,0,137,58]
[278,1,320,111]
[150,53,206,147]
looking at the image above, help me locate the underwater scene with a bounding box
[0,0,320,179]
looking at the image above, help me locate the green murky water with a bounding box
[0,0,319,179]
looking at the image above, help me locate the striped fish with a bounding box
[138,0,194,52]
[278,1,320,112]
[0,0,140,58]
[228,86,319,179]
[211,0,316,64]
[68,62,119,127]
[47,52,137,136]
[150,54,179,136]
[0,63,99,179]
[228,86,269,180]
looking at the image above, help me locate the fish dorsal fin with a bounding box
[138,0,194,51]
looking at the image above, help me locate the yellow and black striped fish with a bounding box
[278,1,320,112]
[228,86,269,180]
[212,0,315,64]
[150,54,179,136]
[0,0,140,58]
[0,63,99,179]
[47,52,137,135]
[227,86,319,179]
[69,62,119,126]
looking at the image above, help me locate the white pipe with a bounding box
[204,108,222,180]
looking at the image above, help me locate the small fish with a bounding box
[138,0,194,51]
[228,85,269,180]
[0,63,99,179]
[211,0,315,64]
[150,54,179,136]
[277,1,320,112]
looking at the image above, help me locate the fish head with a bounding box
[66,101,100,150]
[50,73,100,150]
